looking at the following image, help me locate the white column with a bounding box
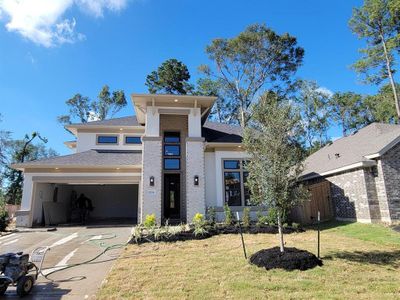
[188,108,201,137]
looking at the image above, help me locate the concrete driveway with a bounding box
[0,225,133,299]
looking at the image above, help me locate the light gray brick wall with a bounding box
[328,169,372,222]
[375,160,391,222]
[186,139,206,222]
[140,138,162,224]
[380,142,400,221]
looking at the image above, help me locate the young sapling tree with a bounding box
[243,92,308,252]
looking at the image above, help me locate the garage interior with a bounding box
[31,183,138,226]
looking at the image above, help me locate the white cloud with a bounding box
[76,0,128,17]
[0,0,128,47]
[316,86,334,98]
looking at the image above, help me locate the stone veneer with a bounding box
[185,138,206,222]
[140,137,162,223]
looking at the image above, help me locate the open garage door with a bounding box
[31,182,139,226]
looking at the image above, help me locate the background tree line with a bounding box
[1,0,398,208]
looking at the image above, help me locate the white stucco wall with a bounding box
[205,152,217,207]
[76,132,143,152]
[188,108,201,137]
[145,107,160,136]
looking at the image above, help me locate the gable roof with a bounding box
[302,123,400,179]
[202,121,243,143]
[12,150,142,170]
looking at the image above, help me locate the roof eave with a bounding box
[301,160,377,181]
[364,135,400,159]
[205,142,244,149]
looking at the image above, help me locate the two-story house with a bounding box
[13,94,251,227]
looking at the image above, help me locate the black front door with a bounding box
[164,174,180,219]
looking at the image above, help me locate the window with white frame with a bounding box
[223,159,251,206]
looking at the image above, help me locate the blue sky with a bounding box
[0,0,374,155]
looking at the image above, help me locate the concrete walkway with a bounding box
[0,225,132,299]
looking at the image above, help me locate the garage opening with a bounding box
[32,183,138,226]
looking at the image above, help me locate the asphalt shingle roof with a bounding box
[202,121,243,143]
[13,150,142,168]
[302,123,400,179]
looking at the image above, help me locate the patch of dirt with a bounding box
[250,247,323,271]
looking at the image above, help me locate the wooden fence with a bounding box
[291,180,333,224]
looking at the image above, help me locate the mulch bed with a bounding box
[250,247,323,271]
[130,224,303,244]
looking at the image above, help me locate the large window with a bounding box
[163,132,180,170]
[223,159,251,206]
[97,135,118,144]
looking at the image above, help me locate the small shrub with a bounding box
[193,212,208,237]
[283,223,288,228]
[181,223,191,232]
[242,207,251,228]
[256,210,268,226]
[168,225,183,236]
[224,204,233,225]
[206,206,216,224]
[131,225,143,243]
[291,222,300,229]
[0,201,8,232]
[266,208,278,225]
[153,227,164,241]
[144,214,156,228]
[193,213,204,224]
[194,226,208,237]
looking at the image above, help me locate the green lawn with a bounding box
[97,222,400,300]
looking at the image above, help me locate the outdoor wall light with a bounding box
[150,176,155,186]
[194,175,199,186]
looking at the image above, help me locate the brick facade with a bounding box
[140,137,162,224]
[185,139,206,222]
[325,143,400,223]
[380,142,400,220]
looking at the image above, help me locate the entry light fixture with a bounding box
[194,175,199,186]
[174,99,179,102]
[150,176,155,186]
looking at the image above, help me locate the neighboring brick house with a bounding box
[302,123,400,223]
[12,94,252,227]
